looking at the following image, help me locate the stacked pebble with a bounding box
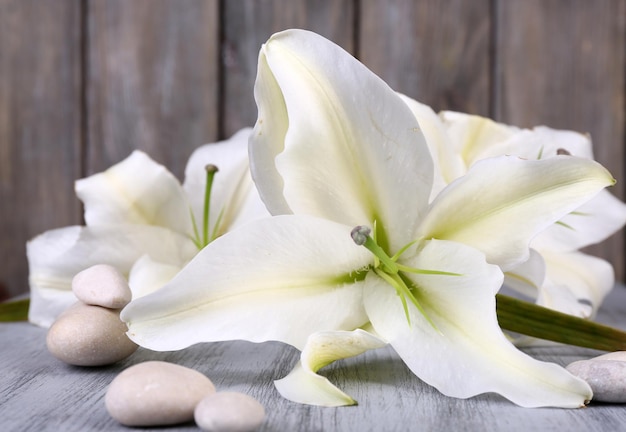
[105,361,266,431]
[46,264,267,430]
[566,351,626,403]
[46,264,138,366]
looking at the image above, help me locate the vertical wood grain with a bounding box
[0,0,82,301]
[1,1,626,300]
[221,0,356,137]
[87,0,220,179]
[495,0,626,280]
[359,0,491,115]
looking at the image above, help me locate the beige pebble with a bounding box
[566,360,626,403]
[46,302,137,366]
[194,392,265,432]
[592,351,626,362]
[72,264,132,309]
[106,361,215,427]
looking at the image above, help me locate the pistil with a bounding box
[202,165,219,248]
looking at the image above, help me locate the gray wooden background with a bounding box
[1,0,625,302]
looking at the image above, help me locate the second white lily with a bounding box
[27,129,266,326]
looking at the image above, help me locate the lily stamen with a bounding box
[351,226,397,273]
[351,225,445,328]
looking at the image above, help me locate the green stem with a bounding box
[0,298,30,322]
[496,294,626,352]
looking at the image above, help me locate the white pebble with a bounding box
[106,361,215,426]
[47,302,138,366]
[592,351,626,362]
[566,360,626,402]
[72,264,132,309]
[194,392,265,432]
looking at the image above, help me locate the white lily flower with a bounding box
[122,30,613,407]
[404,102,626,318]
[27,128,266,327]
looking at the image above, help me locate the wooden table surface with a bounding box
[2,287,626,432]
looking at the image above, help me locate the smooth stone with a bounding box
[592,351,626,362]
[194,392,265,432]
[106,361,216,427]
[72,264,132,309]
[46,302,138,366]
[566,360,626,402]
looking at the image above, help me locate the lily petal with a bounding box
[532,189,626,252]
[439,111,595,165]
[250,29,433,250]
[27,225,196,327]
[542,250,614,318]
[438,110,519,166]
[418,155,615,270]
[275,329,387,406]
[496,125,594,162]
[248,44,291,216]
[76,151,192,236]
[128,255,182,299]
[503,249,546,300]
[535,283,593,319]
[122,215,373,351]
[183,128,268,239]
[399,94,465,196]
[364,239,592,407]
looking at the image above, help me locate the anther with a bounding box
[351,226,371,246]
[205,164,219,174]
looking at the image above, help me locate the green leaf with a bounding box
[496,294,626,351]
[0,298,30,322]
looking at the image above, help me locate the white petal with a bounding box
[248,47,292,215]
[535,283,593,319]
[128,255,181,299]
[440,112,594,165]
[485,126,593,163]
[532,189,626,252]
[275,329,387,407]
[364,239,592,407]
[503,249,546,300]
[28,285,76,329]
[27,225,195,327]
[122,215,373,351]
[418,155,615,270]
[542,250,614,318]
[531,126,594,159]
[250,29,433,250]
[76,151,192,236]
[183,128,269,240]
[439,110,519,165]
[399,94,465,196]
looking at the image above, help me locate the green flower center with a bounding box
[351,225,459,328]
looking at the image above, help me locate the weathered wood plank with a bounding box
[359,0,491,115]
[495,0,626,279]
[3,286,626,431]
[1,0,625,302]
[221,0,356,136]
[87,0,220,179]
[0,0,82,301]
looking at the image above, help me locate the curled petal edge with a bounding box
[274,328,387,406]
